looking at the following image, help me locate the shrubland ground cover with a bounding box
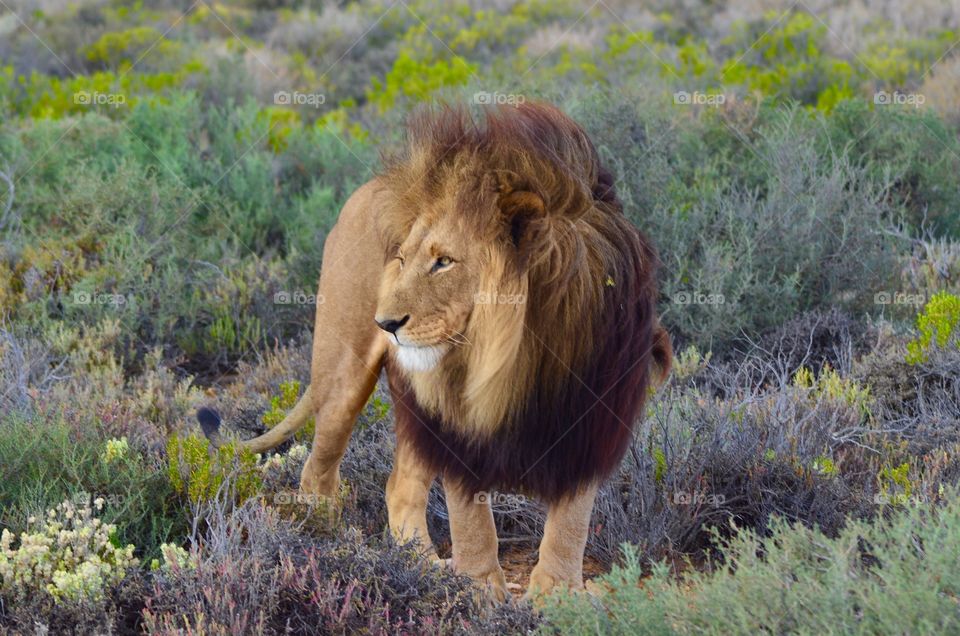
[1,0,959,633]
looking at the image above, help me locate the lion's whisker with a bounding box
[447,330,472,346]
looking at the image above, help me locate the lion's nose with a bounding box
[375,315,410,334]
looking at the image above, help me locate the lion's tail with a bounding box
[197,386,314,454]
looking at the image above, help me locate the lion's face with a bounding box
[374,168,549,376]
[374,209,485,372]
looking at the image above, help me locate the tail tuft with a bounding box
[196,407,222,440]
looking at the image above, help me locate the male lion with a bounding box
[200,102,671,600]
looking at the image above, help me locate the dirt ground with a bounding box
[498,545,608,598]
[433,540,610,597]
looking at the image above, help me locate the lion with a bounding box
[199,101,672,600]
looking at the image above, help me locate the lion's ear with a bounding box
[490,170,548,264]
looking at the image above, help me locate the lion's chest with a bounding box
[401,364,500,440]
[386,355,644,504]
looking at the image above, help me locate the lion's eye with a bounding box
[431,256,453,273]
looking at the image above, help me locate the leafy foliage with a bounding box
[166,434,262,506]
[907,292,960,364]
[542,493,960,635]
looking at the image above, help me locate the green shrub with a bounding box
[83,27,182,69]
[166,433,262,506]
[567,91,901,351]
[721,13,856,110]
[367,49,475,112]
[820,100,960,237]
[876,462,916,506]
[0,94,373,374]
[793,364,873,419]
[542,494,960,635]
[0,416,186,562]
[906,291,960,364]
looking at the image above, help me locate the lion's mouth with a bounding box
[392,343,448,372]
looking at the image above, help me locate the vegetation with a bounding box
[907,291,960,364]
[542,494,960,635]
[166,433,262,506]
[1,0,959,633]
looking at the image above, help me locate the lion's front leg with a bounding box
[444,479,508,602]
[526,482,598,600]
[386,435,438,559]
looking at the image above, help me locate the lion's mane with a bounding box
[379,102,670,503]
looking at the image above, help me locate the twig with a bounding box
[0,165,13,232]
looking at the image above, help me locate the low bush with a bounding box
[0,498,138,606]
[856,323,960,454]
[906,291,960,364]
[262,380,315,442]
[756,308,868,379]
[541,493,960,635]
[141,501,539,635]
[0,498,146,634]
[0,415,187,563]
[166,433,263,507]
[492,312,960,566]
[564,91,904,353]
[0,95,374,376]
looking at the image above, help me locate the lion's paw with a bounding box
[452,561,508,603]
[297,465,341,503]
[478,567,509,604]
[525,570,556,602]
[583,578,606,597]
[524,567,583,605]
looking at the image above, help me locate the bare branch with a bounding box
[0,164,13,233]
